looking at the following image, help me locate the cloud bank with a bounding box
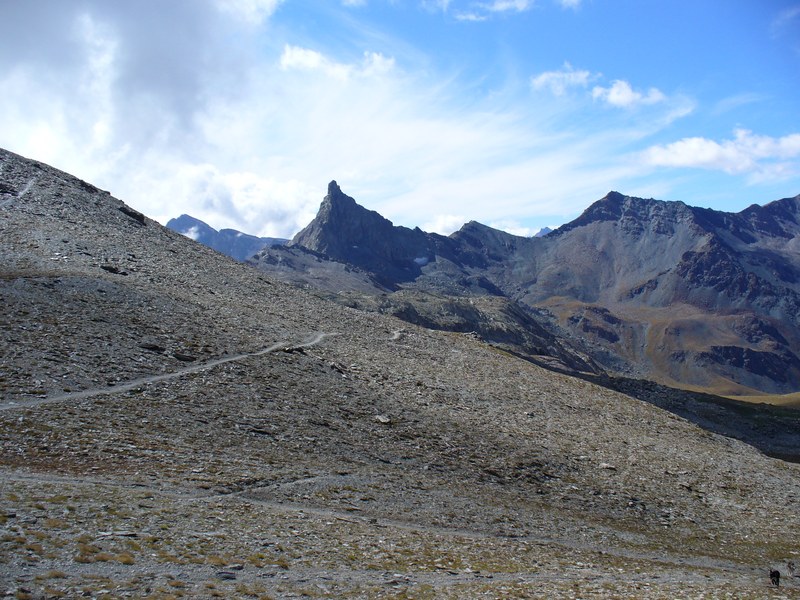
[0,1,797,238]
[643,129,800,182]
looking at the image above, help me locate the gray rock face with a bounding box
[167,214,287,261]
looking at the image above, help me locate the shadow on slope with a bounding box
[580,374,800,463]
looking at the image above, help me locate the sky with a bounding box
[1,0,799,238]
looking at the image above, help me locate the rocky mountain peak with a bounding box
[292,182,394,254]
[553,191,638,234]
[738,194,800,239]
[322,179,358,211]
[291,182,436,286]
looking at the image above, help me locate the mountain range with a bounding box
[166,214,287,261]
[249,181,800,396]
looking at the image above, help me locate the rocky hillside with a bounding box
[253,184,800,396]
[167,214,286,261]
[2,148,800,598]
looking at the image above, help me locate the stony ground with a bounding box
[2,148,800,598]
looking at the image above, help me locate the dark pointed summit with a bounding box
[324,180,356,209]
[327,180,342,196]
[291,182,437,286]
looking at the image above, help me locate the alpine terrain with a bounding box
[2,148,800,598]
[252,182,800,397]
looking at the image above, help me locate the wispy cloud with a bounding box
[279,45,394,79]
[479,0,533,12]
[533,67,683,119]
[771,4,800,36]
[592,80,666,108]
[453,0,532,20]
[557,0,581,8]
[711,92,765,116]
[642,129,800,182]
[531,62,596,96]
[421,0,452,11]
[214,0,283,24]
[455,12,488,21]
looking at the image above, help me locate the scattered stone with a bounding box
[118,205,146,226]
[139,343,166,354]
[100,264,128,276]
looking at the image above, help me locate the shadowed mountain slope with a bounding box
[3,147,800,597]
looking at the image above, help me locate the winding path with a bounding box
[0,332,334,412]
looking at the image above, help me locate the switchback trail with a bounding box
[0,332,335,411]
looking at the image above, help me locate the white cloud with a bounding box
[279,45,394,79]
[183,226,202,241]
[421,214,469,234]
[711,93,765,116]
[454,0,531,19]
[215,0,283,24]
[557,0,581,8]
[642,129,800,181]
[455,12,488,21]
[592,80,666,108]
[421,0,452,10]
[488,220,536,236]
[342,0,367,6]
[479,0,532,12]
[531,62,596,96]
[280,45,349,78]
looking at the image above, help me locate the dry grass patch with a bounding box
[34,570,67,580]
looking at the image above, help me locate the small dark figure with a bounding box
[770,569,781,587]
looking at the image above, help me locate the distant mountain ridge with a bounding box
[251,183,800,395]
[167,214,287,261]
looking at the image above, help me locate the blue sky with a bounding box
[0,0,798,237]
